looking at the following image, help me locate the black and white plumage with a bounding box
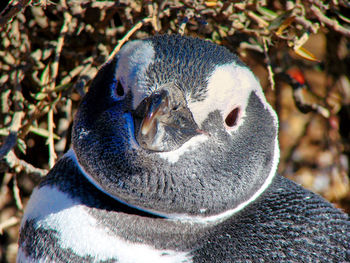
[18,35,350,262]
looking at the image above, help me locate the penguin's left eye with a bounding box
[113,80,125,100]
[225,107,240,128]
[116,81,125,97]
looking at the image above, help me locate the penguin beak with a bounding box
[139,93,169,140]
[133,86,201,152]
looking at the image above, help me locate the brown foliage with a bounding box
[1,1,350,262]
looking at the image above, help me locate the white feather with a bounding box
[116,40,155,110]
[188,62,266,132]
[21,184,192,263]
[157,133,209,163]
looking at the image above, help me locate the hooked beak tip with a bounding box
[140,114,155,136]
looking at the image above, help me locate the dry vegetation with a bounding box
[1,0,350,262]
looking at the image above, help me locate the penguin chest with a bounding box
[18,185,193,263]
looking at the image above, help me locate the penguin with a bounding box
[18,34,350,262]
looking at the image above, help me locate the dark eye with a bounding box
[225,108,240,127]
[116,81,125,97]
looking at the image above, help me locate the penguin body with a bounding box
[18,35,350,262]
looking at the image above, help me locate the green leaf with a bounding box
[268,9,294,31]
[257,6,277,20]
[32,92,47,101]
[294,46,320,62]
[17,138,27,155]
[29,126,60,140]
[40,63,51,86]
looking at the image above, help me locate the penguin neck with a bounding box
[69,132,279,223]
[146,134,280,223]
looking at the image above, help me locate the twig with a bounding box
[5,150,48,177]
[293,32,311,51]
[107,17,153,61]
[308,0,330,9]
[48,107,57,168]
[12,175,23,211]
[0,67,25,158]
[246,11,269,28]
[60,57,93,86]
[293,86,330,118]
[90,1,116,9]
[263,38,275,90]
[240,42,264,53]
[50,10,72,89]
[0,216,20,235]
[72,64,97,97]
[0,173,12,210]
[0,111,24,159]
[55,99,72,155]
[0,0,32,28]
[294,16,319,34]
[310,5,350,37]
[178,17,188,35]
[46,4,72,168]
[18,100,47,140]
[147,2,160,32]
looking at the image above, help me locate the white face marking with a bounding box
[21,184,192,263]
[152,62,276,165]
[116,40,155,110]
[157,134,208,163]
[188,63,267,132]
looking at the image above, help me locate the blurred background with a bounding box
[1,0,349,262]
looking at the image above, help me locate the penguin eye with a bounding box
[113,80,125,100]
[225,108,240,128]
[116,81,125,97]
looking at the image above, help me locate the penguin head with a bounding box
[72,35,279,222]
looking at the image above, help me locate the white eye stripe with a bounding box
[188,63,260,132]
[114,40,155,109]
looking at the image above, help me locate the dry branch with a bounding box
[108,17,153,61]
[310,5,350,37]
[0,1,350,261]
[0,0,32,28]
